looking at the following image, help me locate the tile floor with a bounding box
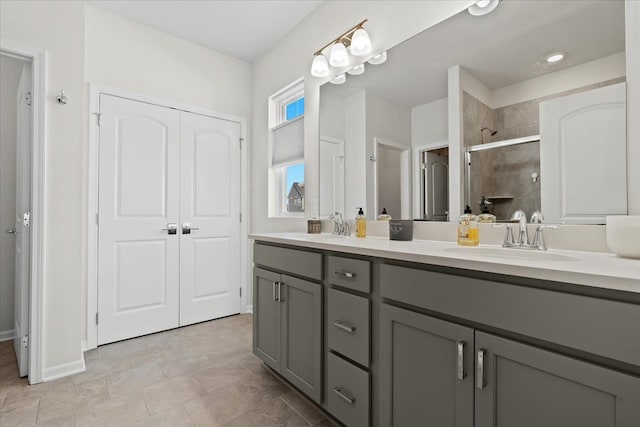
[0,314,335,426]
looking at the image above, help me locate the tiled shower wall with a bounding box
[463,77,625,220]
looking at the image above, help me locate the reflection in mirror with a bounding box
[319,0,626,223]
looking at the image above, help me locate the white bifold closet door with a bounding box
[97,94,240,345]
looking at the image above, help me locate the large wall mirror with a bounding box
[319,0,627,224]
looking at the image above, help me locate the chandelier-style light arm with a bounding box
[313,19,368,56]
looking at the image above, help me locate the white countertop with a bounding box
[249,233,640,295]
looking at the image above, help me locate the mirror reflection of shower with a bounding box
[480,127,498,144]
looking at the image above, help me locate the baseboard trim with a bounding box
[245,304,253,314]
[0,329,15,342]
[42,357,86,382]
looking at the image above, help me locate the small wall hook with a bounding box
[531,172,539,183]
[56,90,68,105]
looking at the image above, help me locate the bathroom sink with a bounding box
[444,246,579,262]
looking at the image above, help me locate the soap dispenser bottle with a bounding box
[477,198,496,223]
[378,208,392,221]
[458,205,479,246]
[356,208,367,238]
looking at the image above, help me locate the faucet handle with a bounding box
[530,211,544,224]
[494,223,514,246]
[531,223,563,250]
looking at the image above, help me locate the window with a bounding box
[269,78,305,217]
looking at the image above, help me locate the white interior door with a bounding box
[540,82,627,224]
[14,64,31,377]
[97,95,181,345]
[319,137,345,218]
[424,150,449,221]
[179,112,241,326]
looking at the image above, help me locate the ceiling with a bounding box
[88,0,323,62]
[322,0,625,108]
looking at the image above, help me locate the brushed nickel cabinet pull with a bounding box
[334,270,356,279]
[333,387,356,405]
[457,341,466,380]
[477,348,487,389]
[332,320,356,333]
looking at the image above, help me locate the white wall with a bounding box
[84,6,252,119]
[250,0,475,233]
[626,1,640,215]
[344,90,367,218]
[0,55,25,339]
[1,0,86,371]
[319,91,346,141]
[411,97,448,147]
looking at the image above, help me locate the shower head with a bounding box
[481,127,498,136]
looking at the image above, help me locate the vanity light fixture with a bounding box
[468,0,500,16]
[310,19,373,78]
[367,51,387,65]
[330,74,346,85]
[347,64,365,76]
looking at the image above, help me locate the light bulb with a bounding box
[347,64,365,76]
[311,54,329,77]
[329,42,349,67]
[367,51,387,65]
[330,74,346,85]
[350,28,372,56]
[546,52,565,63]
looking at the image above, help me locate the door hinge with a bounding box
[95,312,99,325]
[94,112,102,126]
[239,212,242,223]
[23,212,30,228]
[96,213,99,225]
[25,91,32,106]
[239,138,244,149]
[421,162,427,170]
[240,287,242,297]
[22,335,28,350]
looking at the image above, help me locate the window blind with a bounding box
[272,115,304,167]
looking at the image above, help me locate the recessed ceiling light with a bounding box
[545,52,566,63]
[468,0,500,16]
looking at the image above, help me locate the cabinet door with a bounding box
[253,268,281,371]
[379,304,474,427]
[281,275,323,403]
[475,331,640,427]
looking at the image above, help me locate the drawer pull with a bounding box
[273,281,278,302]
[457,341,466,380]
[477,348,486,389]
[333,320,356,333]
[335,270,356,279]
[333,387,356,405]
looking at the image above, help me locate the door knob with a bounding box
[161,223,177,235]
[4,228,16,234]
[182,223,199,234]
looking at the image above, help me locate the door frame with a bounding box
[0,39,47,384]
[86,84,249,351]
[413,141,448,219]
[319,135,345,218]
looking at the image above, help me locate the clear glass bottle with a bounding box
[377,208,391,221]
[356,207,367,238]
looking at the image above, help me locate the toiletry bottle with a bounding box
[378,208,392,221]
[356,208,367,238]
[458,205,479,246]
[477,199,496,223]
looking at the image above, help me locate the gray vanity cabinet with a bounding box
[474,331,640,427]
[252,244,323,404]
[378,303,475,427]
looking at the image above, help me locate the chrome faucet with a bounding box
[329,212,351,236]
[495,210,562,251]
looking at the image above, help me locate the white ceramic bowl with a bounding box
[606,215,640,259]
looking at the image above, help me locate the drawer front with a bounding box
[380,263,640,367]
[254,243,322,281]
[328,256,370,293]
[327,288,370,367]
[327,352,370,427]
